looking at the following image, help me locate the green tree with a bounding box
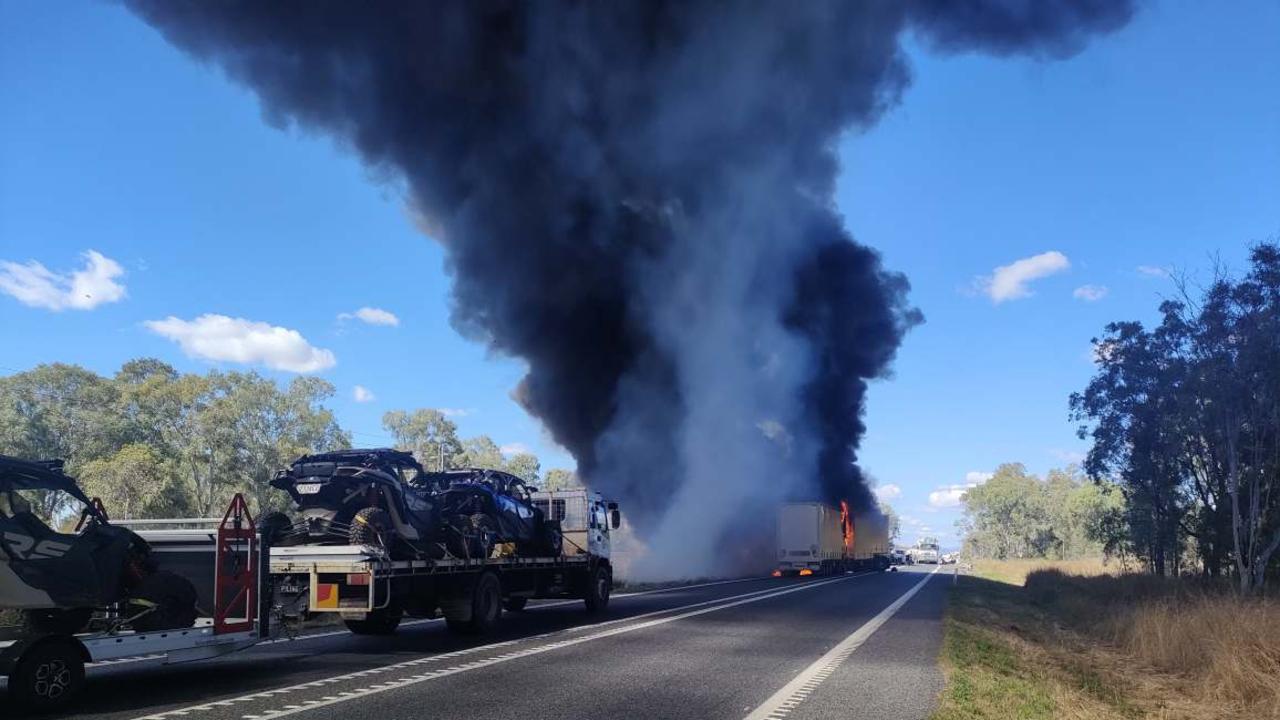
[78,443,190,519]
[382,409,462,470]
[503,452,541,483]
[454,435,503,469]
[542,468,582,492]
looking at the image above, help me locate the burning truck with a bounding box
[773,501,891,576]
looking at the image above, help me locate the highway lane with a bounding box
[48,566,947,720]
[46,576,799,720]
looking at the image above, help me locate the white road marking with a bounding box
[131,574,859,720]
[80,576,768,670]
[743,568,940,720]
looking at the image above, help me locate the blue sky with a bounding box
[2,2,1277,548]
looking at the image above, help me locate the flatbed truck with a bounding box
[269,489,619,635]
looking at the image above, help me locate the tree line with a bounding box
[1071,244,1280,592]
[959,463,1124,562]
[0,359,578,523]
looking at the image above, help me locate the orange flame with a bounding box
[840,500,854,553]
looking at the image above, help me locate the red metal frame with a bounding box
[75,497,111,531]
[213,493,256,634]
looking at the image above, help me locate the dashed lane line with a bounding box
[742,568,940,720]
[131,574,862,720]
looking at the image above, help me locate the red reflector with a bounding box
[771,569,782,577]
[347,573,371,586]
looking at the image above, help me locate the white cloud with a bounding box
[964,471,994,485]
[977,251,1070,303]
[352,385,375,403]
[1072,284,1109,302]
[1137,265,1170,278]
[438,408,472,417]
[873,483,902,502]
[145,314,336,373]
[0,250,127,311]
[928,485,971,508]
[338,307,400,327]
[929,471,994,508]
[500,442,531,456]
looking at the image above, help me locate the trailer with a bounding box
[269,489,619,635]
[773,501,891,576]
[1,495,270,713]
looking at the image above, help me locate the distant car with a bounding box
[429,469,562,558]
[0,455,197,634]
[269,448,446,558]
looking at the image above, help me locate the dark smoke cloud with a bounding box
[124,0,1132,575]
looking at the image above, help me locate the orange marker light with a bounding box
[799,568,814,576]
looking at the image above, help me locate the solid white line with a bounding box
[742,568,939,720]
[131,575,859,720]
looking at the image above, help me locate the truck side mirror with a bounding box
[610,509,621,530]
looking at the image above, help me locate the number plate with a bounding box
[296,483,322,495]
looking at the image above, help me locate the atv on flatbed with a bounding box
[0,455,197,635]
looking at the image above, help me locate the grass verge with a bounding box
[932,560,1276,720]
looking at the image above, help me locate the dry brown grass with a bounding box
[1021,567,1280,718]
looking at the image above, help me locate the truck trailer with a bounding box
[774,501,891,576]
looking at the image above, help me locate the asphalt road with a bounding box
[42,565,948,720]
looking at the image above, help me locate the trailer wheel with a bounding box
[444,572,501,635]
[582,565,611,613]
[344,607,402,635]
[7,638,86,713]
[504,596,529,612]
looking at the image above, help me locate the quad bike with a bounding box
[0,455,198,635]
[430,468,563,559]
[267,449,449,558]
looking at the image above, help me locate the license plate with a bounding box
[296,483,322,495]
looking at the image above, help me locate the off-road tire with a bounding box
[468,514,497,559]
[504,596,529,612]
[257,511,293,546]
[128,571,198,632]
[343,607,403,635]
[582,564,611,613]
[22,607,93,636]
[7,638,86,712]
[444,572,501,635]
[350,507,393,551]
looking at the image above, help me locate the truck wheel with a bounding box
[504,596,529,612]
[350,507,393,550]
[582,565,611,613]
[7,638,85,713]
[258,511,294,546]
[22,608,93,636]
[344,607,403,635]
[444,572,502,635]
[129,571,198,632]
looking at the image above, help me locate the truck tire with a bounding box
[7,638,86,713]
[444,572,501,635]
[582,565,611,613]
[258,511,294,546]
[129,571,198,632]
[504,596,529,612]
[344,607,403,635]
[350,507,392,550]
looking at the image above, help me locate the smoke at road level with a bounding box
[126,1,1133,577]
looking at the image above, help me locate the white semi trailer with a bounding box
[774,502,891,576]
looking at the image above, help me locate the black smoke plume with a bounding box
[125,0,1132,576]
